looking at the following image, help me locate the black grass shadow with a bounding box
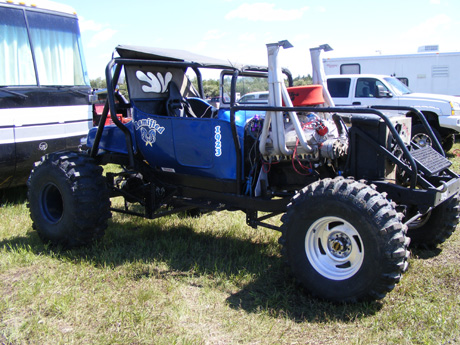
[410,246,443,259]
[0,186,28,206]
[224,264,382,322]
[1,214,381,322]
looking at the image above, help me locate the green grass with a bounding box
[2,146,460,344]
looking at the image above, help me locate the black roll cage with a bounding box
[90,55,459,218]
[90,56,293,171]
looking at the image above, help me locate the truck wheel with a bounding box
[27,152,111,248]
[441,134,455,152]
[407,194,460,248]
[411,124,442,149]
[279,177,410,302]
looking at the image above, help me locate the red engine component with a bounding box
[284,85,324,106]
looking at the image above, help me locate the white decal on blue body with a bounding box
[134,119,165,146]
[215,126,222,157]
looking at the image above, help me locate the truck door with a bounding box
[353,77,393,106]
[326,77,353,106]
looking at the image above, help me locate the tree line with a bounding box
[90,74,313,99]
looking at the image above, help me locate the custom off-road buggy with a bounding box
[27,41,460,302]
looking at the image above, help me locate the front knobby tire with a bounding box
[279,177,410,302]
[27,152,111,248]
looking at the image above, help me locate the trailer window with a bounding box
[397,77,409,87]
[0,8,36,86]
[327,78,351,98]
[27,11,88,86]
[340,64,360,74]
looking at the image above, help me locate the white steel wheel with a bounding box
[280,177,409,302]
[305,216,364,280]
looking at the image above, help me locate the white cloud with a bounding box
[87,28,118,48]
[79,16,117,48]
[292,33,311,44]
[430,0,441,4]
[404,13,451,35]
[238,33,257,42]
[78,17,104,32]
[399,14,453,49]
[203,29,226,41]
[225,3,309,21]
[315,6,326,13]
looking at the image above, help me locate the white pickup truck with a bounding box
[326,74,460,151]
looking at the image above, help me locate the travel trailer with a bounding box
[0,0,93,189]
[323,46,460,96]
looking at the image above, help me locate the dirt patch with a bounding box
[0,265,41,298]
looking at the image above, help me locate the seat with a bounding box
[187,97,217,118]
[360,86,370,97]
[166,81,196,117]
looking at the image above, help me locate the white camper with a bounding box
[323,47,460,96]
[0,0,93,189]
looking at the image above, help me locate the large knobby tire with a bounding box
[27,152,111,248]
[407,194,460,248]
[279,177,410,302]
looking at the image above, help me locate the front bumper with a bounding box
[374,176,460,213]
[438,115,460,132]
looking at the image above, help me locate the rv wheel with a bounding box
[27,152,111,248]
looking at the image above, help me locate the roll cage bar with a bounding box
[90,55,293,170]
[90,52,452,202]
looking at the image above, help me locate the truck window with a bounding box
[356,78,388,98]
[259,92,269,100]
[0,8,36,86]
[384,77,412,95]
[327,78,351,98]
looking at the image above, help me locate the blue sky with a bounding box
[57,0,460,80]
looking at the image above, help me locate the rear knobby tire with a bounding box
[407,194,460,248]
[27,152,111,248]
[279,177,410,302]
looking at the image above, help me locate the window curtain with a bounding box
[29,26,85,86]
[0,11,36,86]
[27,13,85,86]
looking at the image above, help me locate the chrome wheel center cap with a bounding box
[328,233,352,258]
